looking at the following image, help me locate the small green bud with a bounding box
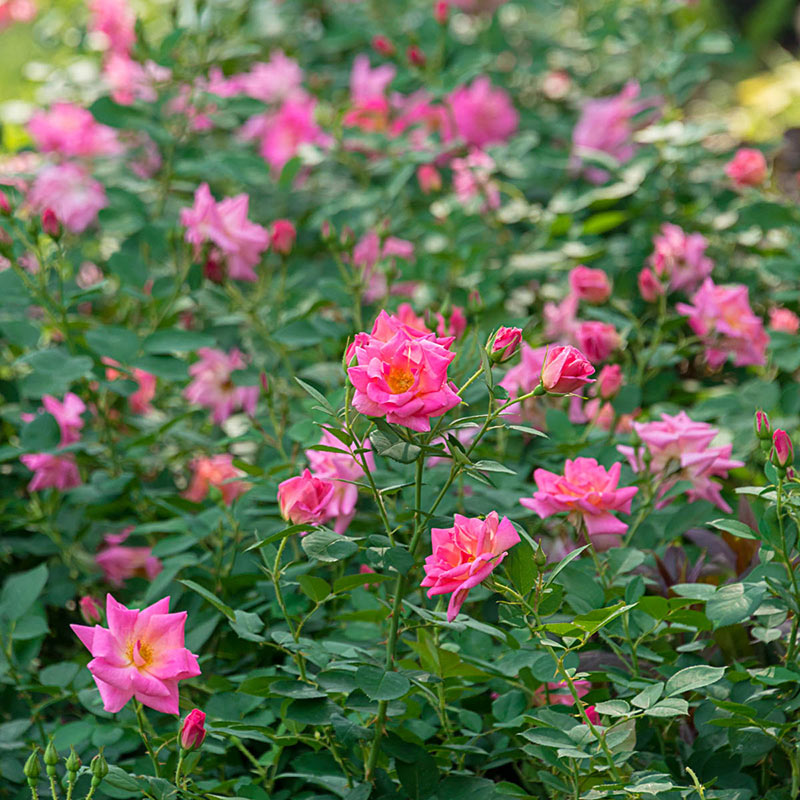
[65,747,81,777]
[24,751,41,783]
[533,542,547,568]
[44,739,58,767]
[90,752,108,782]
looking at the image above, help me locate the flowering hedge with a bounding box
[2,1,800,799]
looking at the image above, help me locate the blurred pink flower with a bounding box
[417,164,442,193]
[350,54,396,103]
[618,411,744,512]
[421,512,520,621]
[569,265,611,304]
[103,54,168,105]
[79,596,102,624]
[42,392,85,445]
[306,431,374,533]
[88,0,135,55]
[650,223,713,293]
[96,542,162,588]
[520,457,638,542]
[572,81,660,183]
[769,307,799,333]
[27,163,107,233]
[452,148,500,210]
[278,468,335,526]
[449,77,518,148]
[596,364,623,399]
[180,183,270,282]
[499,343,549,424]
[543,294,579,342]
[638,267,663,302]
[184,454,250,505]
[184,347,259,424]
[103,358,156,415]
[271,219,296,254]
[71,595,200,714]
[436,306,467,340]
[239,52,305,103]
[575,321,620,364]
[28,103,122,158]
[20,453,81,492]
[676,278,768,368]
[725,148,767,187]
[0,0,36,30]
[241,97,330,172]
[77,261,104,289]
[347,322,460,432]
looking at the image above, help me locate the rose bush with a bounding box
[1,1,800,799]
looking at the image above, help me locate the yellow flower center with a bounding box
[387,366,414,394]
[126,639,153,668]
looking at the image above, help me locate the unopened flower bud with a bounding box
[407,45,426,67]
[44,740,58,772]
[90,752,108,786]
[372,35,395,57]
[79,595,102,624]
[755,410,771,440]
[270,219,296,255]
[180,709,207,751]
[467,288,483,313]
[0,189,10,215]
[321,220,333,241]
[596,364,623,400]
[65,747,81,780]
[434,0,448,24]
[533,542,547,567]
[489,326,523,363]
[772,429,794,469]
[24,751,41,783]
[41,208,60,238]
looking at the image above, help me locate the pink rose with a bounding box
[417,164,442,193]
[576,321,620,363]
[28,102,122,158]
[27,163,107,234]
[277,469,335,526]
[520,457,638,544]
[725,148,767,187]
[769,307,799,334]
[650,223,713,294]
[71,594,201,714]
[270,219,296,254]
[568,265,611,304]
[183,348,259,425]
[421,512,520,621]
[448,77,518,148]
[347,323,460,432]
[638,267,663,302]
[540,345,595,394]
[596,364,623,399]
[184,455,250,505]
[20,453,81,492]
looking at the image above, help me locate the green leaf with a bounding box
[229,610,265,642]
[0,564,48,622]
[593,700,631,717]
[298,575,331,603]
[710,518,758,540]
[302,530,359,562]
[18,349,93,398]
[333,573,392,593]
[355,665,410,700]
[544,545,589,587]
[631,682,663,709]
[369,431,421,463]
[179,579,235,620]
[20,414,61,451]
[504,538,537,596]
[295,377,336,414]
[706,583,765,629]
[644,697,689,718]
[396,752,439,800]
[665,665,725,696]
[85,326,140,361]
[143,329,216,354]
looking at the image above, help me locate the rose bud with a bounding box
[0,189,10,215]
[489,326,523,363]
[434,0,448,24]
[203,254,225,284]
[180,709,207,751]
[638,268,663,302]
[277,469,335,525]
[725,148,767,187]
[417,164,442,194]
[260,372,269,395]
[596,364,623,400]
[541,345,595,395]
[79,596,102,624]
[769,307,800,334]
[568,265,611,304]
[372,35,395,57]
[772,429,794,469]
[576,321,620,363]
[271,220,296,255]
[407,46,426,67]
[41,208,60,238]
[754,410,771,440]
